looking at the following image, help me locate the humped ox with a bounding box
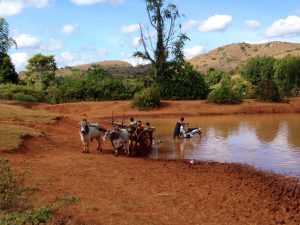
[103,128,130,157]
[79,119,107,153]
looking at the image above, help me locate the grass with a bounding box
[0,125,41,152]
[0,101,58,152]
[0,102,57,124]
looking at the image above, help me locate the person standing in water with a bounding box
[173,117,189,139]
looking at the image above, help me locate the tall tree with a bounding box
[133,0,189,80]
[25,54,57,90]
[0,18,17,54]
[0,53,18,83]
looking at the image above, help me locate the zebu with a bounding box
[103,128,130,156]
[79,119,107,153]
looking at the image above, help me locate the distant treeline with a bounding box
[0,53,300,107]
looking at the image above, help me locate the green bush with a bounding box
[240,56,276,86]
[274,55,300,97]
[207,78,242,104]
[158,63,209,100]
[132,87,161,110]
[0,84,43,102]
[256,79,281,102]
[14,93,38,102]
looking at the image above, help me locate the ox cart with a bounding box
[111,122,155,156]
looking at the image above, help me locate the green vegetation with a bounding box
[0,53,18,84]
[133,0,189,80]
[0,159,78,225]
[257,79,281,102]
[274,55,300,97]
[132,87,161,110]
[0,18,18,85]
[207,76,242,104]
[0,84,43,102]
[24,54,56,90]
[158,63,209,100]
[0,18,17,54]
[1,17,300,107]
[0,158,52,225]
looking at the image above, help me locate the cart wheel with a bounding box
[136,130,153,155]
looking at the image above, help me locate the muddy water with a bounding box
[144,114,300,177]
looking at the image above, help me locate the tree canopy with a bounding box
[0,18,17,54]
[133,0,189,80]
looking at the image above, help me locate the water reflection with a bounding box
[147,114,300,177]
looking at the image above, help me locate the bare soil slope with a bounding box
[1,100,300,225]
[189,41,300,73]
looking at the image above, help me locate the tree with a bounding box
[25,54,57,90]
[240,56,276,86]
[274,55,300,96]
[158,63,209,100]
[133,0,189,80]
[0,18,17,54]
[0,53,18,83]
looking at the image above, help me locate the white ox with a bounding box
[79,119,106,153]
[103,128,130,156]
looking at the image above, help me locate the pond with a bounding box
[144,114,300,177]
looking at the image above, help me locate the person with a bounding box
[133,120,144,137]
[145,122,155,132]
[128,117,137,134]
[173,117,189,139]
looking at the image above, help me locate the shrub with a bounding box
[0,84,43,102]
[132,87,161,110]
[240,56,276,86]
[158,63,209,100]
[14,93,38,102]
[273,55,300,97]
[256,79,281,102]
[207,78,242,104]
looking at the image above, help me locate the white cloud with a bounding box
[131,37,141,47]
[199,14,232,32]
[244,39,270,44]
[182,20,201,32]
[11,52,29,71]
[0,1,23,17]
[26,0,51,8]
[0,0,50,17]
[70,0,123,5]
[55,51,108,67]
[41,39,64,51]
[245,20,261,30]
[13,34,40,49]
[265,15,300,38]
[184,45,206,59]
[121,24,140,34]
[61,24,78,35]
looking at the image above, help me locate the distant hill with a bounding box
[54,41,300,77]
[56,60,150,77]
[188,41,300,73]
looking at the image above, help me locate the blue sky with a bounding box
[1,0,300,71]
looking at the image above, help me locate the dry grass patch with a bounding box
[0,102,58,124]
[0,102,59,152]
[0,124,41,151]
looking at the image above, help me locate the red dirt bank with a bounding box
[1,99,300,225]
